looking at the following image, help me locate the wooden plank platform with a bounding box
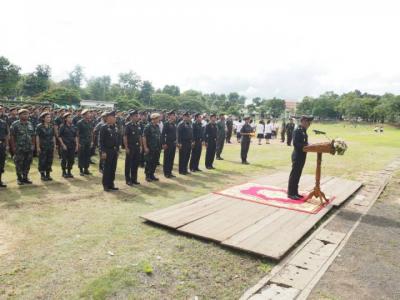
[141,172,362,260]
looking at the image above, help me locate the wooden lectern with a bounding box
[303,142,335,204]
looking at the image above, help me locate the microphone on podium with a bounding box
[313,129,326,135]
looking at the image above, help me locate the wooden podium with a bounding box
[303,142,335,203]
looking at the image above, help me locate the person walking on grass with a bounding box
[256,120,265,145]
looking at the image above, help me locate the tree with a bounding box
[261,98,285,118]
[152,93,178,110]
[21,65,51,97]
[0,56,21,98]
[115,98,143,111]
[296,96,314,116]
[118,71,141,98]
[68,65,84,89]
[34,87,80,105]
[86,76,111,101]
[139,80,154,106]
[162,85,180,96]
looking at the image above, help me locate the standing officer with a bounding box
[76,109,93,176]
[204,113,218,169]
[94,112,107,173]
[189,113,204,172]
[215,114,226,160]
[177,111,193,175]
[58,113,78,178]
[36,112,55,181]
[10,109,35,185]
[124,110,142,186]
[225,115,233,143]
[0,115,9,187]
[240,116,253,164]
[139,111,149,168]
[285,118,295,146]
[143,113,161,182]
[100,111,120,191]
[161,110,177,178]
[287,115,313,200]
[280,119,286,143]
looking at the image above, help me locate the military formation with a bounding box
[0,104,310,199]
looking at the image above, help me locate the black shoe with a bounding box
[216,157,223,160]
[151,176,159,181]
[242,161,250,165]
[40,172,47,181]
[288,195,301,200]
[110,186,119,191]
[46,172,53,181]
[84,169,92,175]
[146,177,153,182]
[89,160,95,164]
[80,170,85,176]
[17,175,24,185]
[23,178,32,184]
[295,194,304,199]
[126,181,133,186]
[195,169,202,172]
[190,169,196,172]
[62,170,67,178]
[165,174,172,178]
[104,187,111,192]
[67,170,74,178]
[132,181,140,185]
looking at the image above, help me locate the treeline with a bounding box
[1,56,400,123]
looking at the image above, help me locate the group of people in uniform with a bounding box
[0,104,313,199]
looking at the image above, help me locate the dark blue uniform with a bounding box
[124,121,142,184]
[288,126,308,196]
[205,122,217,169]
[99,123,120,189]
[161,121,177,176]
[177,120,193,174]
[189,121,204,171]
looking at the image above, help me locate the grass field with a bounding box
[0,122,399,299]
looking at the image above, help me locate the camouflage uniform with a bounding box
[10,120,34,180]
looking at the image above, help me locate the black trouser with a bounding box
[216,136,225,158]
[286,131,293,146]
[281,130,285,142]
[145,149,160,178]
[103,149,118,188]
[241,138,250,162]
[78,142,91,169]
[205,140,216,167]
[125,147,140,183]
[38,147,54,172]
[226,128,232,143]
[0,143,6,174]
[163,142,176,175]
[288,152,307,196]
[190,140,202,171]
[179,140,191,173]
[61,145,75,170]
[140,148,145,167]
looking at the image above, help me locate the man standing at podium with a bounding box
[288,115,313,200]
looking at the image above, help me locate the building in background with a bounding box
[80,100,116,110]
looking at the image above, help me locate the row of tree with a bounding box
[1,56,399,123]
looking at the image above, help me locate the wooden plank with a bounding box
[222,206,333,259]
[321,177,362,206]
[178,200,278,241]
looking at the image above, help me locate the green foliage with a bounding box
[20,65,51,97]
[34,87,80,105]
[162,84,180,96]
[261,97,286,118]
[0,56,20,97]
[68,65,84,89]
[152,93,178,110]
[86,76,111,101]
[115,97,143,111]
[139,80,155,106]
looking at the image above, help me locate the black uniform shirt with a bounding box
[293,126,308,153]
[205,123,217,143]
[125,121,142,148]
[99,124,119,152]
[192,121,204,142]
[0,119,9,142]
[36,123,54,148]
[240,123,253,142]
[59,124,77,147]
[161,121,177,145]
[177,121,193,143]
[76,119,92,144]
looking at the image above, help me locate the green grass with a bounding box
[0,122,398,299]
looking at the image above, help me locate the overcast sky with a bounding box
[2,0,400,100]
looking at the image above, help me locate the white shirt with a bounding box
[256,123,265,135]
[235,121,244,132]
[265,123,273,134]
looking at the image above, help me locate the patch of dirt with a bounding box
[309,173,400,300]
[0,222,19,258]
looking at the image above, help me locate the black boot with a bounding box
[62,168,67,178]
[40,172,47,181]
[0,174,6,188]
[23,174,32,184]
[17,174,24,185]
[83,168,92,175]
[46,171,53,181]
[79,168,84,176]
[67,169,74,178]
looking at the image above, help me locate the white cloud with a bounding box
[2,0,400,100]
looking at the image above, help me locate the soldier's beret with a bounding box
[243,116,251,120]
[210,113,216,117]
[167,110,176,115]
[100,111,108,117]
[81,109,89,115]
[183,111,190,116]
[9,107,18,112]
[63,112,72,119]
[106,111,116,117]
[300,115,314,121]
[219,113,225,117]
[150,113,160,119]
[129,110,139,116]
[39,112,50,119]
[18,109,29,115]
[194,113,201,118]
